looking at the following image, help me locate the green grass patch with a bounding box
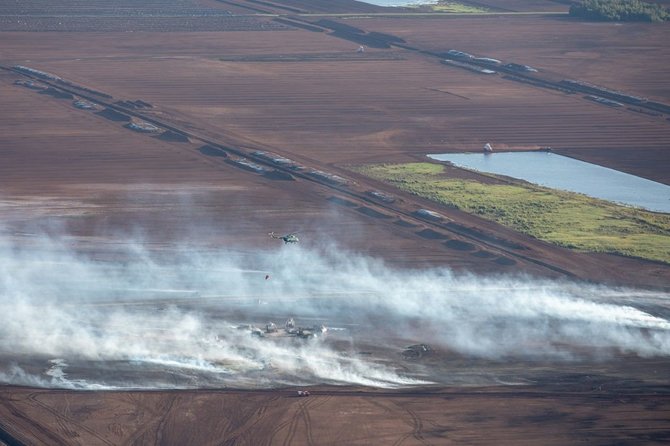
[353,162,670,264]
[430,1,489,13]
[406,1,490,13]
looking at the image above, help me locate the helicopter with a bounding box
[268,232,299,244]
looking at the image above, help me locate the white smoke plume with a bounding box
[0,231,669,390]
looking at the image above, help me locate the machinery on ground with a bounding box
[269,232,299,244]
[243,318,327,340]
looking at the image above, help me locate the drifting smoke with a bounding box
[0,231,669,390]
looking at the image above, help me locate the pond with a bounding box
[427,151,670,213]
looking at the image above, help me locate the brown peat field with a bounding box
[1,0,669,444]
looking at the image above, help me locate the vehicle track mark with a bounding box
[122,393,174,445]
[154,394,177,446]
[302,395,331,446]
[28,391,114,446]
[1,396,67,446]
[387,399,431,446]
[218,394,281,445]
[266,394,330,446]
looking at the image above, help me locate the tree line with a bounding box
[569,0,669,22]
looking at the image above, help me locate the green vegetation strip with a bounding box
[570,0,669,22]
[403,1,490,13]
[353,162,670,264]
[293,12,567,17]
[427,1,489,13]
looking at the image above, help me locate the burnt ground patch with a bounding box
[444,239,476,251]
[394,219,418,228]
[314,19,366,35]
[273,17,324,32]
[95,108,130,121]
[572,415,601,430]
[158,130,189,142]
[114,99,153,109]
[312,19,403,49]
[461,412,496,423]
[416,228,448,240]
[198,144,228,157]
[330,31,391,49]
[507,408,569,427]
[494,256,517,266]
[628,430,670,443]
[367,31,405,44]
[0,424,25,446]
[263,169,295,181]
[355,206,391,219]
[39,87,73,99]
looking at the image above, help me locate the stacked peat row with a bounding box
[305,169,352,187]
[126,119,161,133]
[13,65,62,82]
[226,157,271,174]
[73,99,98,110]
[13,79,45,90]
[252,150,303,170]
[367,191,395,203]
[441,59,496,75]
[561,79,670,115]
[560,79,646,104]
[13,64,112,98]
[115,99,153,109]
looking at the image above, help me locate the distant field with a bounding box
[353,162,670,263]
[344,16,670,103]
[463,0,567,12]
